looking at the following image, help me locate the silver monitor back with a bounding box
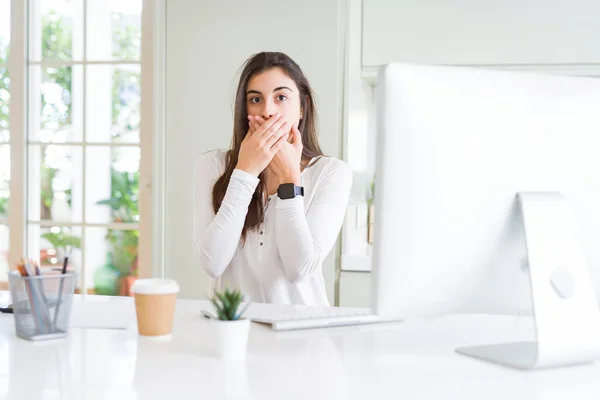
[372,63,600,320]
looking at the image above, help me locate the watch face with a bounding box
[278,183,295,199]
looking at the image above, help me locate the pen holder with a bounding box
[8,270,78,341]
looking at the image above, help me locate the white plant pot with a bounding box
[206,318,251,359]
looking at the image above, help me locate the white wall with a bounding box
[164,0,346,300]
[362,0,600,67]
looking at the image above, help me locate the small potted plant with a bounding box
[205,287,251,359]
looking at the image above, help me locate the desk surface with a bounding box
[1,292,600,400]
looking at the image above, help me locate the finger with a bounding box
[255,114,279,135]
[250,115,265,126]
[292,126,303,148]
[266,121,290,147]
[248,117,260,133]
[260,117,287,141]
[247,115,266,134]
[258,114,285,137]
[269,134,288,155]
[252,116,265,133]
[247,118,256,136]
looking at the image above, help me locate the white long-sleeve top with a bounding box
[192,149,353,306]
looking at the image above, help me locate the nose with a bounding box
[261,98,278,119]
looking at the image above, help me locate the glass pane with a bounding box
[86,227,139,296]
[0,145,8,218]
[0,0,9,56]
[28,145,83,223]
[0,224,7,282]
[29,0,83,62]
[30,224,82,287]
[0,65,8,142]
[29,65,83,142]
[87,0,142,61]
[0,0,8,143]
[86,146,140,224]
[86,65,140,143]
[28,65,83,143]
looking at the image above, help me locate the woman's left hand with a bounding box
[249,116,303,185]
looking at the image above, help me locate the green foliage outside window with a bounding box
[0,11,141,285]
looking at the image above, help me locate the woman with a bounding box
[193,52,352,306]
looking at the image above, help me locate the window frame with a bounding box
[4,0,164,293]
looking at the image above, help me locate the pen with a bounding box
[53,246,72,330]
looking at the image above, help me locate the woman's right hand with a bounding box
[235,113,290,177]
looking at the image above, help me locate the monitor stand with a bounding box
[456,192,600,369]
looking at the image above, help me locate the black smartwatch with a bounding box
[277,183,304,200]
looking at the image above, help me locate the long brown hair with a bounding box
[212,52,324,241]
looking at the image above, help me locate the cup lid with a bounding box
[131,278,180,295]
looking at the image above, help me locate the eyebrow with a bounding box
[246,86,294,96]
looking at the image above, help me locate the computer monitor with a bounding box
[371,62,600,369]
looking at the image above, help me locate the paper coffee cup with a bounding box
[130,279,180,337]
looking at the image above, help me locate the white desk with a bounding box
[1,292,600,399]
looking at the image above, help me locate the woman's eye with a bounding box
[250,97,261,104]
[277,94,288,101]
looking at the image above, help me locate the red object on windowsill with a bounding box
[119,275,138,297]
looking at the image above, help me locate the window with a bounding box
[3,0,152,296]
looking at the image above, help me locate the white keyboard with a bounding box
[248,307,383,331]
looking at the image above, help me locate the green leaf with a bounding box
[210,287,247,320]
[41,230,81,252]
[218,292,231,312]
[0,198,7,216]
[233,301,251,321]
[210,298,221,312]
